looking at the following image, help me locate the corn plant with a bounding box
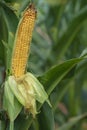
[0,0,87,130]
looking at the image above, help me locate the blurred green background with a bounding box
[0,0,87,130]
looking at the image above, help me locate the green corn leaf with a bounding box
[0,41,5,65]
[51,49,87,111]
[38,103,55,130]
[54,7,87,59]
[0,7,8,66]
[58,113,87,130]
[3,0,31,15]
[0,1,18,70]
[46,0,67,5]
[51,79,71,111]
[38,57,84,95]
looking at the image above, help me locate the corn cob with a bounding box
[11,4,36,78]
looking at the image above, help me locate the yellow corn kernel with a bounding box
[11,4,36,78]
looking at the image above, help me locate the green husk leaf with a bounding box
[25,73,51,106]
[8,76,25,106]
[3,81,22,121]
[4,72,51,119]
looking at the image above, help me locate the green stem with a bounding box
[10,121,14,130]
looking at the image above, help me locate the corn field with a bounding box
[0,0,87,130]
